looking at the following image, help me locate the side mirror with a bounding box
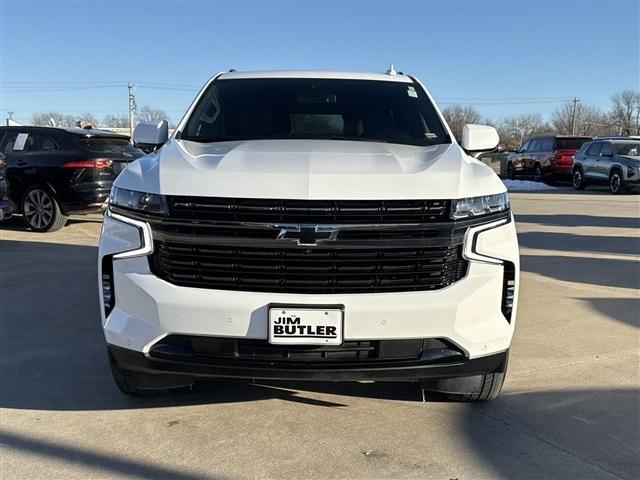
[461,124,499,154]
[133,120,169,150]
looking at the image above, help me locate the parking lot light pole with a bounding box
[570,97,581,135]
[128,82,137,138]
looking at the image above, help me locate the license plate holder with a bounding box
[268,306,343,345]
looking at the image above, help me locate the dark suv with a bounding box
[506,135,591,182]
[0,126,143,232]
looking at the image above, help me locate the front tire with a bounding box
[506,162,516,180]
[21,185,67,232]
[609,170,625,194]
[421,355,508,402]
[444,371,506,402]
[533,164,543,182]
[572,168,587,190]
[108,353,193,397]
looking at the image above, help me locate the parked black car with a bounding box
[0,152,12,222]
[506,135,591,182]
[572,139,640,194]
[0,126,144,232]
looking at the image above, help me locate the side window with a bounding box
[529,138,541,152]
[3,133,37,153]
[38,135,59,151]
[599,143,613,156]
[540,138,554,151]
[587,143,602,156]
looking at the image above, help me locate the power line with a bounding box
[1,85,126,93]
[438,99,573,106]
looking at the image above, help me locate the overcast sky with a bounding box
[1,0,638,125]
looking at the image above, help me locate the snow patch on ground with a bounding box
[501,179,559,191]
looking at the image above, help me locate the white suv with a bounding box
[99,70,519,401]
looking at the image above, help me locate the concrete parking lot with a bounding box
[1,188,639,479]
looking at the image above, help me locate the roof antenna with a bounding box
[386,64,397,76]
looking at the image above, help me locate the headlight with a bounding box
[109,187,168,215]
[451,193,509,220]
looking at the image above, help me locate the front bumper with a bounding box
[99,210,520,373]
[108,343,508,382]
[625,177,640,191]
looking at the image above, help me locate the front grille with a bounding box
[117,196,502,295]
[150,242,468,294]
[149,335,465,366]
[167,196,449,224]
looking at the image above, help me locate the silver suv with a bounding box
[572,139,640,194]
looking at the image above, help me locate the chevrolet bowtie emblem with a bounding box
[276,226,338,246]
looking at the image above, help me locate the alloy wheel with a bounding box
[533,165,542,182]
[573,171,582,189]
[23,188,54,230]
[610,172,622,194]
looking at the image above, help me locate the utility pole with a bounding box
[6,111,13,126]
[570,97,580,135]
[128,82,137,137]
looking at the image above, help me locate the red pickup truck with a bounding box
[506,135,591,183]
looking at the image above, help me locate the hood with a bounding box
[116,139,505,200]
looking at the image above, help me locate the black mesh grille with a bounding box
[167,196,449,224]
[150,243,468,294]
[149,335,465,365]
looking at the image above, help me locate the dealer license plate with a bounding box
[268,307,343,345]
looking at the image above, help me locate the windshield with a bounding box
[555,137,591,150]
[180,78,450,146]
[613,142,640,156]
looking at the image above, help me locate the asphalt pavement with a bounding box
[1,187,639,479]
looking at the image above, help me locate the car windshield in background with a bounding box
[613,142,640,156]
[75,137,141,155]
[556,137,590,150]
[181,78,450,146]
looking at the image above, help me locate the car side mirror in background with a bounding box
[133,120,169,152]
[461,124,500,156]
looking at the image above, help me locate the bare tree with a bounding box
[77,112,99,128]
[31,112,100,128]
[609,90,640,135]
[103,114,129,128]
[497,114,551,150]
[441,105,482,141]
[31,112,76,127]
[136,106,168,124]
[551,103,612,136]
